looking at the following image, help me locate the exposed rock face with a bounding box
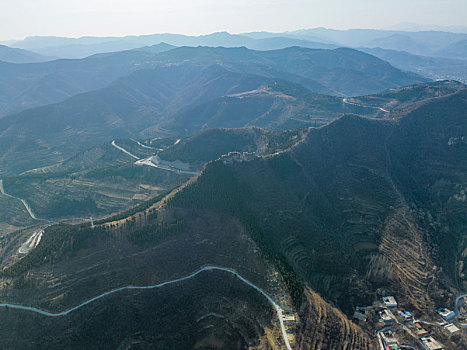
[295,288,376,350]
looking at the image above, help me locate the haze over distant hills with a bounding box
[0,45,53,63]
[1,86,465,349]
[1,24,467,350]
[360,47,467,82]
[3,28,467,59]
[385,22,467,33]
[2,28,466,88]
[1,32,335,59]
[0,45,427,118]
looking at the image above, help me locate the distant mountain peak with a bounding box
[0,44,53,63]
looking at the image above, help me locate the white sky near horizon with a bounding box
[0,0,466,40]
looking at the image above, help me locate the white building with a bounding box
[353,308,367,321]
[438,308,455,321]
[380,330,398,347]
[379,309,394,325]
[443,323,460,337]
[382,296,397,308]
[420,336,445,350]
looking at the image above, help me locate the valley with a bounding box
[1,90,465,347]
[0,26,466,349]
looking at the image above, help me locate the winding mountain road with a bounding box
[18,229,43,254]
[112,140,200,175]
[0,179,47,222]
[0,265,292,350]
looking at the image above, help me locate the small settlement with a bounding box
[354,295,467,349]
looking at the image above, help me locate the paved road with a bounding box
[111,140,139,159]
[455,293,467,315]
[376,326,390,350]
[0,179,48,222]
[18,229,43,254]
[135,157,200,175]
[112,140,199,175]
[17,222,54,254]
[0,265,292,350]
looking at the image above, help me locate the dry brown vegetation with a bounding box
[295,287,376,350]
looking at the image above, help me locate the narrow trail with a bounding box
[0,179,48,222]
[342,98,390,113]
[0,265,292,350]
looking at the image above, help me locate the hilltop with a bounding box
[0,89,465,348]
[0,45,427,118]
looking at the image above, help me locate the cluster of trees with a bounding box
[160,128,262,163]
[264,129,304,155]
[239,207,303,307]
[170,161,304,307]
[4,184,186,278]
[127,220,185,245]
[159,127,304,164]
[94,189,172,225]
[0,270,272,349]
[44,195,99,217]
[85,163,152,180]
[267,152,301,180]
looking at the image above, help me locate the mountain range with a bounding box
[0,44,53,64]
[4,29,467,59]
[0,45,429,119]
[0,88,465,349]
[0,31,466,349]
[0,52,435,175]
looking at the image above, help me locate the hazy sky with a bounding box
[1,0,466,40]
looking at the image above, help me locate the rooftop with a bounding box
[443,323,460,335]
[381,330,398,346]
[420,336,444,350]
[382,296,397,306]
[438,308,455,320]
